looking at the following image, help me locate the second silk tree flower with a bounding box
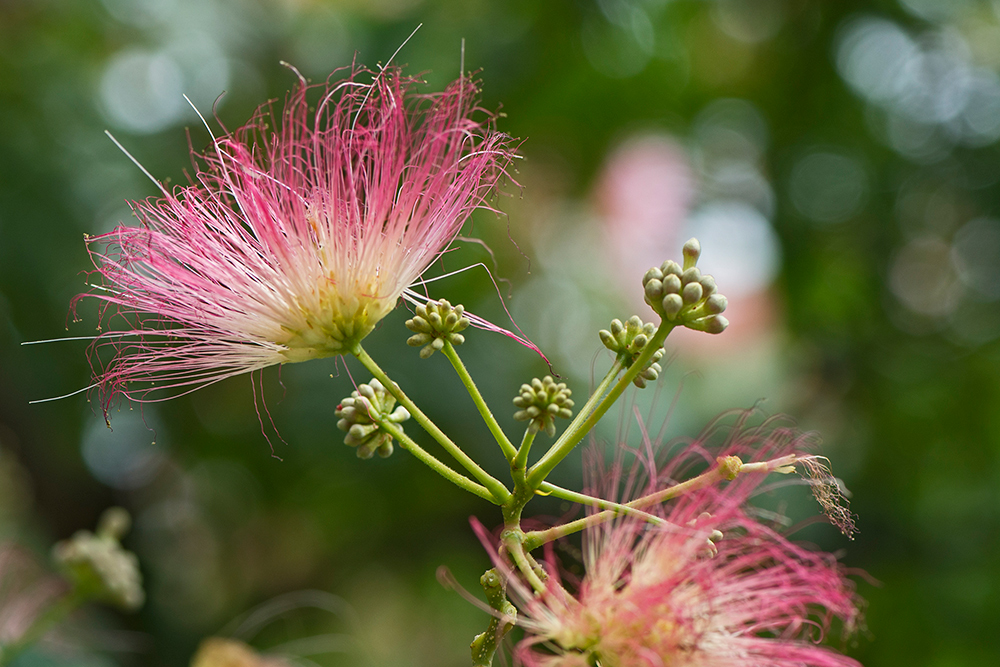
[76,64,515,409]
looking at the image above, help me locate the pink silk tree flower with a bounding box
[493,418,861,667]
[72,64,515,412]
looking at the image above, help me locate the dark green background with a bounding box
[2,0,999,665]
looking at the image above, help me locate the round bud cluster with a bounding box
[52,507,144,611]
[405,299,470,358]
[335,378,411,459]
[598,316,665,388]
[513,376,574,437]
[641,238,729,334]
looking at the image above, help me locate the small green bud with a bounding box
[662,274,682,294]
[661,294,683,318]
[599,328,616,349]
[643,279,662,303]
[687,315,729,334]
[97,506,131,541]
[643,267,664,283]
[682,238,701,270]
[406,332,433,346]
[681,267,701,285]
[699,275,717,296]
[705,293,728,314]
[682,282,703,304]
[661,259,682,276]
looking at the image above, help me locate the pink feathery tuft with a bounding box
[72,63,517,415]
[481,411,862,667]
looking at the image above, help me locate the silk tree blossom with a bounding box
[485,416,861,667]
[73,64,516,412]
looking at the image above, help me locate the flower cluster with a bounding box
[76,64,514,414]
[490,418,860,667]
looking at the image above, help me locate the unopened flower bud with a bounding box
[609,318,625,338]
[688,315,729,334]
[661,294,683,319]
[681,267,701,285]
[643,279,663,303]
[705,294,728,315]
[643,266,664,283]
[682,238,701,270]
[599,329,616,349]
[661,260,682,276]
[699,274,717,296]
[682,282,703,305]
[662,274,682,294]
[97,506,131,541]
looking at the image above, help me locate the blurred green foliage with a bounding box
[2,0,1000,665]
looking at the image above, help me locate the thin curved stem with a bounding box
[537,481,666,526]
[524,457,730,551]
[0,591,84,665]
[527,322,674,488]
[441,341,517,461]
[379,421,496,503]
[353,345,510,503]
[511,427,536,481]
[505,538,547,596]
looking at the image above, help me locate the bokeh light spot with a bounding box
[81,408,166,489]
[889,236,962,317]
[682,202,781,298]
[789,151,869,224]
[952,217,1000,301]
[99,49,186,134]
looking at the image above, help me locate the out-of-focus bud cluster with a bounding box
[190,637,289,667]
[513,377,574,436]
[641,238,729,334]
[688,512,724,558]
[52,507,144,611]
[405,299,470,358]
[599,316,665,388]
[335,379,411,459]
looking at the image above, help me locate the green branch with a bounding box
[441,342,518,461]
[354,345,510,503]
[523,458,728,551]
[511,428,536,481]
[527,322,675,488]
[537,481,666,526]
[379,421,496,503]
